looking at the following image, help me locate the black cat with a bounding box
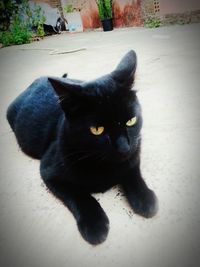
[7,51,158,245]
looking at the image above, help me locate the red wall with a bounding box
[112,0,142,27]
[61,0,142,29]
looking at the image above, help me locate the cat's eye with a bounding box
[126,116,137,127]
[90,126,104,135]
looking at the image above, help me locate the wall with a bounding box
[31,0,61,8]
[61,0,100,29]
[60,0,143,29]
[141,0,200,25]
[159,0,200,15]
[30,0,62,25]
[158,0,200,25]
[29,0,200,29]
[113,0,142,27]
[140,0,155,19]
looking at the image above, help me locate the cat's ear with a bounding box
[111,50,137,88]
[48,77,82,96]
[48,77,83,114]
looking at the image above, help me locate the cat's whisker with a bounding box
[57,94,66,104]
[63,150,101,173]
[52,149,100,170]
[100,153,108,162]
[46,150,92,169]
[77,154,94,162]
[63,149,97,160]
[91,152,108,165]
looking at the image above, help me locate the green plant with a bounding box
[31,4,46,37]
[0,0,18,31]
[96,0,113,20]
[10,14,32,44]
[144,16,161,28]
[0,0,46,46]
[0,31,12,46]
[0,15,32,46]
[63,1,86,13]
[63,4,74,13]
[0,11,32,46]
[17,1,45,37]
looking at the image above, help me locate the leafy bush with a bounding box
[0,0,46,47]
[0,15,32,46]
[144,16,161,28]
[0,31,12,46]
[10,15,32,44]
[63,1,87,13]
[31,4,46,37]
[0,0,18,31]
[96,0,113,20]
[63,4,74,13]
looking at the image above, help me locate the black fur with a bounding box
[7,51,158,245]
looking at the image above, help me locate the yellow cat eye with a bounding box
[90,126,104,135]
[126,116,137,127]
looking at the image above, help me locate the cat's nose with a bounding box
[115,136,130,156]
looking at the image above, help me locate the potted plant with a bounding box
[96,0,113,31]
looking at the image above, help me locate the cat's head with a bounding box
[49,50,142,163]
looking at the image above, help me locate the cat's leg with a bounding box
[43,178,109,245]
[121,164,158,218]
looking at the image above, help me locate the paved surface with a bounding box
[0,23,200,267]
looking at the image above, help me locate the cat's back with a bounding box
[7,77,63,159]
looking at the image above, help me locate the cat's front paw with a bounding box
[128,189,158,218]
[77,208,109,245]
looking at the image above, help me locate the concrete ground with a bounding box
[0,23,200,267]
